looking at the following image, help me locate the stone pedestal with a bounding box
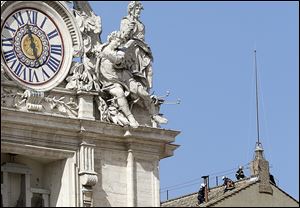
[77,91,98,120]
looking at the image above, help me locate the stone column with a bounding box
[127,145,136,207]
[153,160,160,207]
[25,174,32,207]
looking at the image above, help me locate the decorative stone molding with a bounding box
[80,173,98,187]
[82,188,93,207]
[44,96,79,115]
[1,85,79,117]
[79,142,96,174]
[79,144,97,184]
[25,90,44,111]
[44,1,84,58]
[78,141,98,206]
[1,87,24,108]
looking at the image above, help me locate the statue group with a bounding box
[66,1,167,128]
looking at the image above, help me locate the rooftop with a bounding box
[161,176,259,207]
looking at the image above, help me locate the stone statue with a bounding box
[95,30,167,128]
[120,1,153,91]
[96,31,139,128]
[65,1,168,128]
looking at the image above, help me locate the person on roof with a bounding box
[197,183,205,204]
[235,166,246,180]
[269,174,276,185]
[222,176,235,193]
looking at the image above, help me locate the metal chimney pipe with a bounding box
[202,175,209,203]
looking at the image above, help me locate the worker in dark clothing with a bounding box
[235,166,245,180]
[270,174,276,185]
[197,183,205,204]
[222,176,235,193]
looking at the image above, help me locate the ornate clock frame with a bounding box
[1,1,83,91]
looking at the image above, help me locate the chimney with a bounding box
[250,143,273,195]
[201,175,209,203]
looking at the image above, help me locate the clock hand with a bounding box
[26,24,41,65]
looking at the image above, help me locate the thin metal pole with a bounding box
[254,49,261,145]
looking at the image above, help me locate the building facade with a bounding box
[1,1,179,207]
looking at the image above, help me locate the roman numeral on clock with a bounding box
[47,29,58,40]
[26,10,38,25]
[50,44,62,56]
[13,12,25,26]
[2,38,13,47]
[29,68,39,83]
[4,23,16,33]
[14,62,26,81]
[40,17,47,29]
[41,67,50,81]
[3,50,16,62]
[46,55,61,73]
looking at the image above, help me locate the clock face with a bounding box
[1,5,71,91]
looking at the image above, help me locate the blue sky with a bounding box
[89,1,299,201]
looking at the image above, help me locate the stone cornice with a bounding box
[1,108,180,158]
[1,108,179,140]
[1,141,75,160]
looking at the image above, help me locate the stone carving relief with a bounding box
[44,96,79,116]
[1,88,78,117]
[66,60,100,92]
[74,9,101,56]
[66,1,102,92]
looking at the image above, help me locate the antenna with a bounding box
[254,49,261,147]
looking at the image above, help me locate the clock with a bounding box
[1,2,74,91]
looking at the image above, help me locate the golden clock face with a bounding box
[1,6,67,91]
[22,33,43,60]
